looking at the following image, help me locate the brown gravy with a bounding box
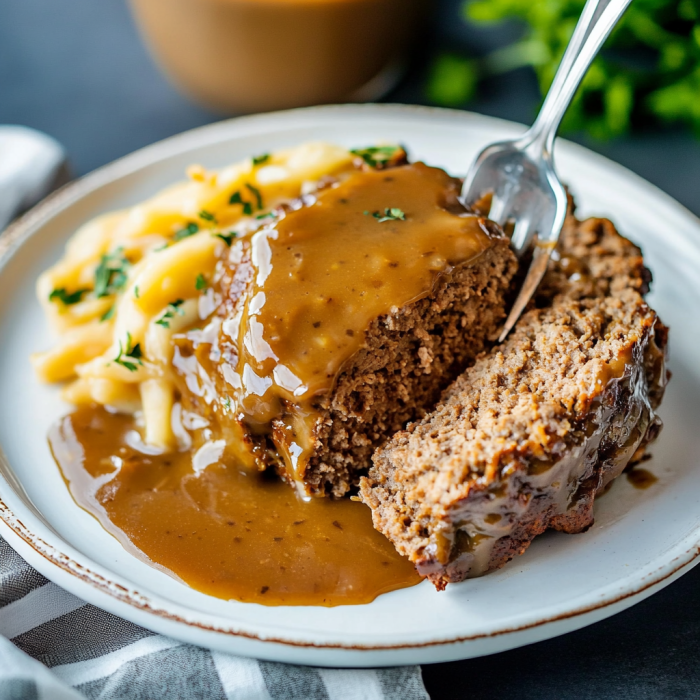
[49,406,420,606]
[213,163,494,481]
[626,467,658,490]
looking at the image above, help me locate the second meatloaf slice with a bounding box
[361,211,669,587]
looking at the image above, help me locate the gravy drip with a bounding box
[626,467,658,489]
[49,406,420,606]
[221,163,494,479]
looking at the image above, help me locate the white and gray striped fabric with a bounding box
[0,536,430,700]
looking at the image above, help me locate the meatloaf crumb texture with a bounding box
[301,239,518,497]
[360,210,669,589]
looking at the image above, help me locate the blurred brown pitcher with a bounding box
[128,0,424,114]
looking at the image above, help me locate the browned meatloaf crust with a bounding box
[210,187,519,498]
[360,210,670,589]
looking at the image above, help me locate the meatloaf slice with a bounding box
[195,162,519,498]
[211,235,518,498]
[360,211,669,588]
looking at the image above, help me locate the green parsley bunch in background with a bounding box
[428,0,700,139]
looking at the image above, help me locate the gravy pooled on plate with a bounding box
[50,406,420,606]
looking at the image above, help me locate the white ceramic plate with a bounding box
[1,105,699,668]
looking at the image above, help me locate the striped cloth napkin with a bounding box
[0,127,430,699]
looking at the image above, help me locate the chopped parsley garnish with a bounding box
[155,299,185,328]
[255,211,276,220]
[100,305,115,322]
[174,222,199,241]
[214,231,237,246]
[134,286,140,299]
[245,183,263,210]
[113,332,143,372]
[350,145,404,168]
[94,248,129,298]
[195,274,207,291]
[198,210,217,223]
[230,191,253,216]
[252,153,270,166]
[366,208,406,223]
[229,187,259,216]
[49,287,89,306]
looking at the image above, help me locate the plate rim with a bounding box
[2,103,700,662]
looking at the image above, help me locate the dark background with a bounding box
[2,0,700,697]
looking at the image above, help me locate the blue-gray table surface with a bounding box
[2,0,700,697]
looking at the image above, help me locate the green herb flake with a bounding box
[350,145,404,168]
[155,299,186,328]
[214,231,237,246]
[174,222,199,241]
[229,188,257,216]
[198,210,217,223]
[367,208,406,223]
[100,305,115,322]
[134,286,140,299]
[256,211,276,220]
[245,183,263,210]
[252,153,270,166]
[94,248,130,298]
[49,288,89,306]
[113,332,143,372]
[195,274,207,291]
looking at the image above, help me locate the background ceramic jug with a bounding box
[128,0,424,114]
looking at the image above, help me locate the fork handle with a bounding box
[526,0,633,156]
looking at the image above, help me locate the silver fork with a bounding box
[462,0,633,342]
